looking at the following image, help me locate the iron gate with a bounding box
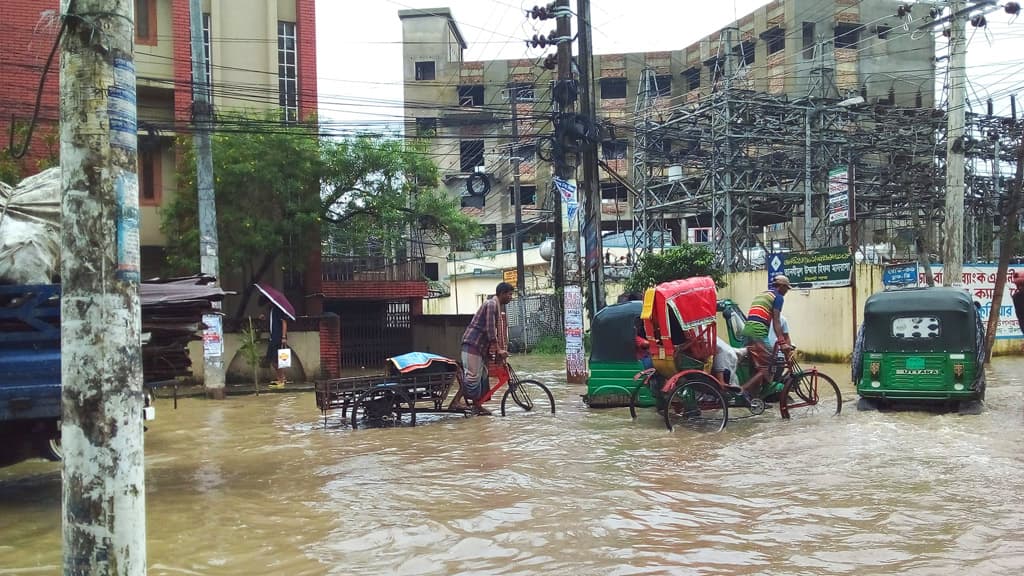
[329,300,413,368]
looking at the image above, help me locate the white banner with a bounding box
[925,264,1021,339]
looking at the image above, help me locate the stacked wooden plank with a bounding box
[140,276,232,384]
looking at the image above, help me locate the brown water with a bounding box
[2,357,1024,575]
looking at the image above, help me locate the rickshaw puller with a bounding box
[737,275,794,400]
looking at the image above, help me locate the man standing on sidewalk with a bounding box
[459,282,515,414]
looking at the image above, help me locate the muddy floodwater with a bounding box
[2,356,1024,575]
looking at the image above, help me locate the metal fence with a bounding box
[506,293,563,353]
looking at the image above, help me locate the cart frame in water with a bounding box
[626,277,842,432]
[314,352,555,428]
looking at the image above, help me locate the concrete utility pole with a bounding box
[59,0,147,573]
[942,0,967,286]
[510,84,528,347]
[577,0,605,317]
[189,0,225,397]
[554,0,584,383]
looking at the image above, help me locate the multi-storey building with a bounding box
[399,1,937,281]
[1,0,318,277]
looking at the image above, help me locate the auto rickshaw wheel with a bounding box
[663,378,728,433]
[779,370,841,420]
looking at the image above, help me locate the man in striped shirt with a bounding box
[459,282,515,414]
[738,274,793,400]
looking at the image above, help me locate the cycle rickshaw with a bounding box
[627,277,842,432]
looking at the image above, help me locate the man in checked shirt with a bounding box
[459,282,515,415]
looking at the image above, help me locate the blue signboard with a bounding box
[767,253,786,289]
[883,262,918,287]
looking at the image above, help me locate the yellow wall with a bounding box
[188,329,320,384]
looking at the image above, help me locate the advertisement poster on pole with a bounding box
[202,313,224,356]
[564,286,586,378]
[554,177,578,229]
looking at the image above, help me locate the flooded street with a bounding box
[2,356,1024,575]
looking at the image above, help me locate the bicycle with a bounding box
[452,357,557,417]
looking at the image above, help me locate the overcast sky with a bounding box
[314,0,1023,131]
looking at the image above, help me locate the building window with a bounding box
[600,182,628,201]
[682,67,700,91]
[802,22,816,60]
[278,21,298,122]
[458,85,484,106]
[688,227,711,244]
[654,75,672,97]
[138,144,161,206]
[415,117,438,137]
[134,0,157,45]
[424,262,440,281]
[601,140,627,160]
[415,61,435,81]
[509,185,537,206]
[735,41,755,66]
[517,144,536,162]
[461,193,485,209]
[764,26,785,55]
[600,78,627,99]
[834,22,861,49]
[203,13,212,90]
[508,82,535,102]
[460,139,485,172]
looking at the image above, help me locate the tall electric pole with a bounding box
[942,0,967,286]
[59,0,147,573]
[553,0,584,383]
[510,84,527,347]
[189,0,225,397]
[577,0,605,316]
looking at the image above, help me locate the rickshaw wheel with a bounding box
[779,370,841,420]
[500,379,555,416]
[351,387,416,429]
[663,378,728,433]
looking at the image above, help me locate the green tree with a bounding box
[162,115,478,318]
[623,244,727,294]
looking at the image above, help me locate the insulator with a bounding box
[897,4,911,18]
[1006,2,1021,16]
[970,14,987,28]
[930,7,942,19]
[942,27,951,37]
[542,54,557,70]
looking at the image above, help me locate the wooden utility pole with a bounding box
[189,0,225,398]
[577,0,605,317]
[59,0,147,573]
[985,124,1024,362]
[942,0,967,286]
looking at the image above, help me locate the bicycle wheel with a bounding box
[351,387,416,429]
[500,379,555,416]
[779,370,842,420]
[663,378,728,433]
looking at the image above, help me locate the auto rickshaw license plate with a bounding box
[905,357,926,370]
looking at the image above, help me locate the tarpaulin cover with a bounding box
[0,168,61,284]
[387,352,457,374]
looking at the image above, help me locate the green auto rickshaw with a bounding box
[853,287,986,411]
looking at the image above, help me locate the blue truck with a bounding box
[0,284,64,463]
[0,284,160,465]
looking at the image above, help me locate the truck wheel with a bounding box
[37,429,62,462]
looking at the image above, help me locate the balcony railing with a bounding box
[321,256,425,283]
